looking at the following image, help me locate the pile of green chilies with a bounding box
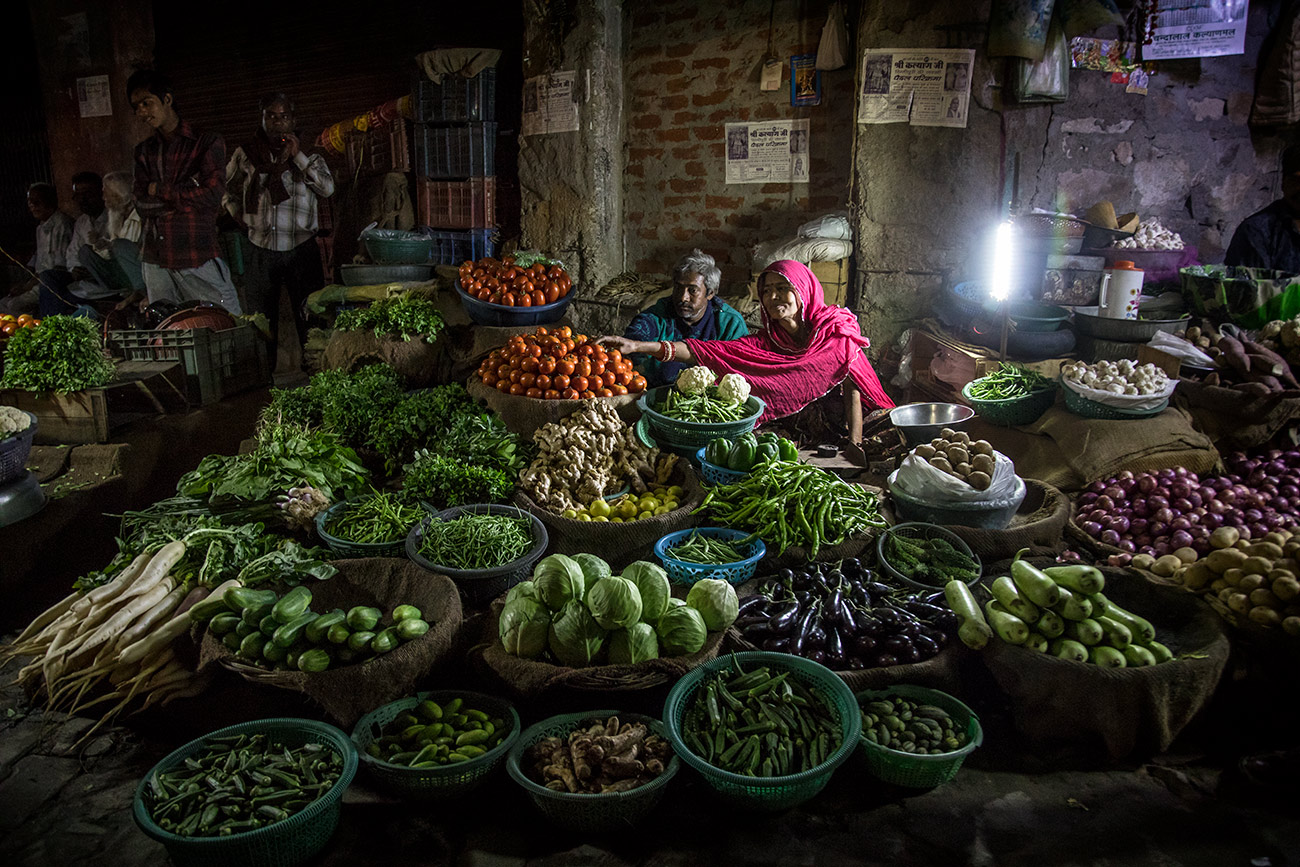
[696,462,886,558]
[656,389,749,423]
[669,530,748,565]
[966,363,1054,401]
[326,490,425,544]
[419,511,533,570]
[145,733,343,837]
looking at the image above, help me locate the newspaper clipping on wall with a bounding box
[857,48,975,128]
[1143,0,1248,60]
[724,119,811,184]
[522,71,580,136]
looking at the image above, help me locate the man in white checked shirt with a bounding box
[225,93,334,354]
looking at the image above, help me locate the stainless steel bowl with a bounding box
[889,402,976,447]
[339,264,435,286]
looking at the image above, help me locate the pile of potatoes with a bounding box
[1135,526,1300,637]
[910,428,996,491]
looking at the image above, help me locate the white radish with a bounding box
[11,591,80,646]
[117,602,201,668]
[69,553,152,618]
[111,584,188,654]
[72,576,177,659]
[113,541,186,607]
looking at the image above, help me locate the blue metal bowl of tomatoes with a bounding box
[455,284,575,327]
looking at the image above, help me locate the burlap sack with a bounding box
[512,462,705,572]
[468,378,642,439]
[1175,380,1300,450]
[980,566,1230,759]
[946,478,1071,562]
[759,534,878,571]
[471,595,724,700]
[197,558,464,728]
[321,330,449,388]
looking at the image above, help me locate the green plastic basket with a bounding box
[854,685,982,788]
[961,380,1057,427]
[132,718,358,867]
[505,710,680,832]
[351,690,520,799]
[315,497,424,558]
[635,387,765,454]
[1061,379,1168,420]
[662,651,862,811]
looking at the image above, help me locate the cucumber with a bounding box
[243,603,275,627]
[370,628,400,654]
[1049,638,1089,662]
[347,606,382,632]
[392,604,423,622]
[348,630,377,653]
[1042,564,1105,595]
[208,612,242,635]
[1088,645,1127,668]
[273,611,319,648]
[984,600,1029,645]
[1122,644,1156,667]
[306,610,346,644]
[297,648,332,673]
[235,620,257,638]
[259,614,280,637]
[991,575,1040,623]
[396,618,430,641]
[1010,550,1061,607]
[327,623,352,645]
[272,586,313,624]
[1145,640,1174,663]
[262,640,288,664]
[1095,615,1133,650]
[1065,618,1104,646]
[225,586,276,612]
[1036,608,1065,639]
[187,593,234,624]
[1052,586,1094,621]
[222,631,243,653]
[238,632,267,660]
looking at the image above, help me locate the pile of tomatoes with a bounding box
[458,257,573,308]
[477,326,648,400]
[0,314,40,339]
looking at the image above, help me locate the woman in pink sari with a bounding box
[601,259,895,463]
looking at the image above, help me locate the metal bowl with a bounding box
[340,264,435,286]
[1071,308,1188,341]
[889,402,976,447]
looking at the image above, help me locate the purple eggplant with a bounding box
[768,599,800,632]
[825,627,845,667]
[790,600,820,656]
[738,596,767,616]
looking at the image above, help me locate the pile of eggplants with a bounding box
[733,558,957,670]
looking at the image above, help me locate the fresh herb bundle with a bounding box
[1,315,115,392]
[402,450,514,508]
[368,384,478,473]
[334,296,446,342]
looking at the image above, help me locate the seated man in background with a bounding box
[622,249,749,386]
[1226,145,1300,273]
[38,171,144,316]
[1,182,73,316]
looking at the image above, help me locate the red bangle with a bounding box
[659,341,675,362]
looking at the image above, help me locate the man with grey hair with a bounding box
[622,248,748,386]
[38,171,145,316]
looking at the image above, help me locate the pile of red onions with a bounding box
[1075,449,1300,558]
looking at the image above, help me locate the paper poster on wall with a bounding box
[724,120,811,185]
[521,71,579,136]
[76,75,112,118]
[1143,0,1248,60]
[1069,37,1138,73]
[791,55,821,106]
[857,48,975,128]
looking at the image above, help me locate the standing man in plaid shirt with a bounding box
[224,93,334,351]
[127,69,242,314]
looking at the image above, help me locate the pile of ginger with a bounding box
[523,715,673,794]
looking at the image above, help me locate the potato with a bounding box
[1209,526,1240,549]
[1267,567,1295,583]
[930,456,952,472]
[1273,575,1300,602]
[1131,553,1157,570]
[940,428,956,438]
[946,446,970,465]
[971,440,994,456]
[930,438,947,450]
[1182,561,1214,590]
[913,444,937,460]
[971,454,995,475]
[1283,616,1300,636]
[955,462,973,477]
[967,471,991,491]
[1222,567,1244,587]
[1205,548,1246,574]
[1264,531,1290,547]
[1250,588,1282,608]
[1238,573,1266,592]
[1173,547,1199,564]
[1227,592,1252,614]
[1209,578,1229,594]
[1242,556,1274,576]
[1245,541,1285,560]
[1152,555,1183,577]
[1283,541,1300,559]
[1250,606,1282,627]
[1234,539,1252,551]
[1218,587,1236,604]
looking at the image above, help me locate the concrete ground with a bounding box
[2,652,1297,867]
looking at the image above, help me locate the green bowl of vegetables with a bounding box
[962,364,1057,427]
[316,493,429,559]
[636,386,765,455]
[406,504,548,605]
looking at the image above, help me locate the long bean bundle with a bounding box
[326,490,425,544]
[966,363,1054,400]
[696,463,887,558]
[655,389,750,423]
[668,531,749,565]
[418,511,534,570]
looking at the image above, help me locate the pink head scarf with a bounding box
[684,260,895,422]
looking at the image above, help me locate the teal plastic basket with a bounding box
[351,690,520,799]
[132,718,357,867]
[961,380,1057,427]
[505,710,680,832]
[662,651,862,811]
[693,446,749,486]
[636,387,765,454]
[855,685,982,788]
[653,527,765,586]
[315,496,424,558]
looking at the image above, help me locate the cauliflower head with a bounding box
[675,365,716,394]
[716,373,751,405]
[0,406,31,438]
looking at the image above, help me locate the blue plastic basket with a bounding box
[693,446,748,486]
[455,284,575,327]
[414,122,497,178]
[413,69,496,122]
[428,228,498,266]
[653,527,765,586]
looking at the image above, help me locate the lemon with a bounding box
[593,515,609,522]
[577,513,592,522]
[638,496,660,512]
[589,499,611,518]
[668,485,684,498]
[637,510,654,521]
[560,509,578,519]
[610,517,624,523]
[662,499,679,511]
[617,501,638,520]
[653,505,672,516]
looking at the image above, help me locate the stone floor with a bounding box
[2,650,1297,867]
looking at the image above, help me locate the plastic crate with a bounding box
[413,69,496,122]
[345,121,412,176]
[653,527,765,586]
[108,323,269,406]
[414,122,497,178]
[416,177,496,229]
[428,228,499,265]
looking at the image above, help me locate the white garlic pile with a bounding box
[1115,218,1185,251]
[1062,359,1170,396]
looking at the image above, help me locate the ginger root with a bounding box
[522,715,669,795]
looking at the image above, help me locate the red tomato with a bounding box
[544,283,560,304]
[553,374,570,391]
[495,379,511,392]
[630,374,648,392]
[591,360,606,377]
[535,374,551,390]
[561,388,580,400]
[496,364,512,380]
[580,390,596,400]
[525,387,543,398]
[518,293,533,307]
[532,290,547,307]
[612,384,628,395]
[570,375,588,393]
[509,369,523,384]
[556,326,573,339]
[520,372,536,387]
[544,389,560,399]
[538,356,557,375]
[509,382,526,395]
[615,370,632,386]
[576,358,592,379]
[601,371,616,387]
[557,358,576,377]
[596,387,613,397]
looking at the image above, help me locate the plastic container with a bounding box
[855,685,982,788]
[961,380,1056,427]
[663,651,861,811]
[405,504,548,605]
[653,527,765,586]
[362,229,433,265]
[455,284,574,327]
[413,68,496,122]
[428,228,499,266]
[693,446,748,486]
[876,522,982,590]
[132,718,357,867]
[108,323,269,406]
[351,690,519,799]
[414,122,497,178]
[416,176,496,229]
[0,412,38,487]
[505,710,680,832]
[315,497,420,559]
[1071,307,1187,341]
[1006,300,1069,332]
[887,473,1028,530]
[339,264,434,286]
[635,387,764,455]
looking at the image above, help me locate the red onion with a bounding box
[1130,518,1149,534]
[1170,530,1193,548]
[1079,492,1099,506]
[1108,516,1131,533]
[1118,540,1136,553]
[1088,481,1107,494]
[1094,496,1115,511]
[1117,470,1135,480]
[1139,545,1156,556]
[1154,508,1175,525]
[1153,542,1170,556]
[1081,521,1103,536]
[1148,495,1169,510]
[1147,521,1168,537]
[1171,517,1192,531]
[1275,497,1290,512]
[1251,522,1269,537]
[1104,485,1124,499]
[1245,508,1264,523]
[1173,498,1194,513]
[1138,476,1158,494]
[1101,529,1121,546]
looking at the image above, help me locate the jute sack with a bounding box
[980,565,1229,759]
[322,330,449,388]
[512,462,705,572]
[1175,380,1300,450]
[197,558,464,728]
[468,378,642,439]
[470,595,724,700]
[947,478,1071,562]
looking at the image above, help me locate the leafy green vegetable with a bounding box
[368,384,478,474]
[533,554,587,610]
[401,450,513,508]
[1,315,115,392]
[334,296,446,342]
[438,412,532,473]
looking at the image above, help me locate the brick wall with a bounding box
[623,0,856,290]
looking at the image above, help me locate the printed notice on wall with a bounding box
[724,120,811,185]
[77,75,112,118]
[522,71,579,136]
[1144,0,1248,60]
[857,48,975,128]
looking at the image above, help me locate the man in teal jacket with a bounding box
[623,249,749,386]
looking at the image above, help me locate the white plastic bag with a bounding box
[752,237,853,270]
[798,213,853,240]
[816,1,849,71]
[1147,331,1214,366]
[891,449,1020,504]
[1061,375,1177,410]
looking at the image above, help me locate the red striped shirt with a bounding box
[133,120,226,270]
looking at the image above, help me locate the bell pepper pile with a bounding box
[703,432,799,473]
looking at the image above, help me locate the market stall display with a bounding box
[332,295,446,343]
[477,326,644,399]
[962,363,1058,427]
[887,431,1026,530]
[636,369,764,455]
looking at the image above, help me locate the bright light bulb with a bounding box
[989,220,1016,303]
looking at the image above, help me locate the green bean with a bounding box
[667,530,748,564]
[966,362,1054,401]
[418,510,533,570]
[326,489,425,544]
[655,388,750,423]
